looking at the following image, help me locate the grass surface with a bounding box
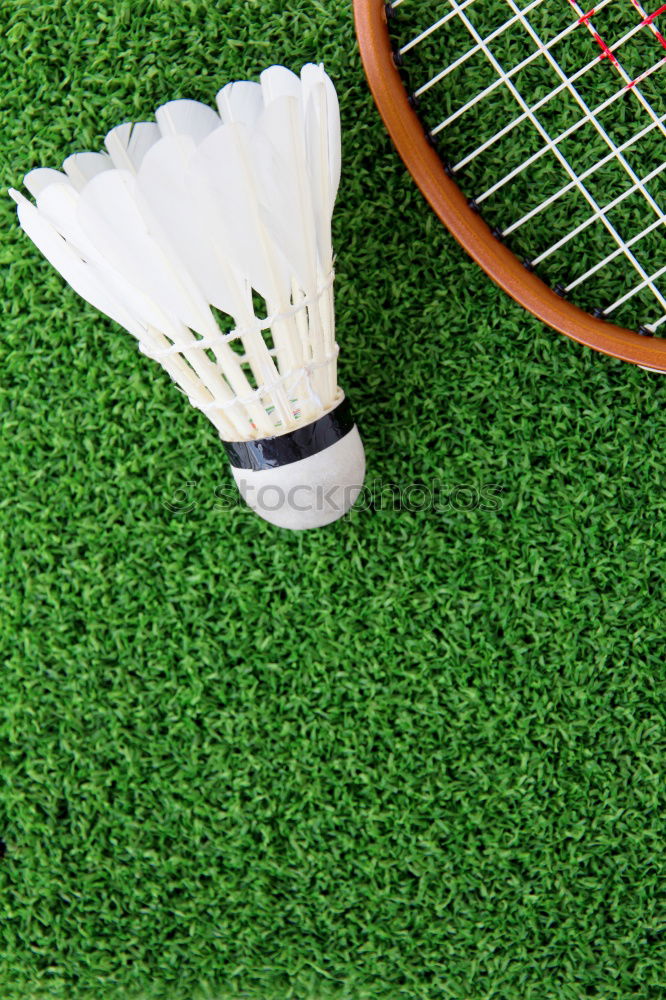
[2,1,666,998]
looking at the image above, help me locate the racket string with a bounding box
[506,0,666,319]
[412,0,558,98]
[390,0,666,332]
[568,1,666,140]
[447,0,666,318]
[471,57,666,203]
[533,159,666,272]
[505,113,666,240]
[430,1,615,140]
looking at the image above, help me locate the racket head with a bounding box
[354,0,666,371]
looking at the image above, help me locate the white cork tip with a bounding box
[231,426,365,530]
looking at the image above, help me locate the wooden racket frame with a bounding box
[354,0,666,371]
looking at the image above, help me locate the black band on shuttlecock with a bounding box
[223,396,355,471]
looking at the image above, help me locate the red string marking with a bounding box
[641,3,666,23]
[629,1,666,50]
[567,0,617,62]
[591,29,618,62]
[570,0,666,86]
[577,7,596,25]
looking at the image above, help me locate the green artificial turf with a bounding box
[2,1,666,998]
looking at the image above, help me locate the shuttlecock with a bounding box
[9,64,365,530]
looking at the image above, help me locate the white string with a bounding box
[606,263,666,315]
[533,157,666,268]
[505,0,666,313]
[399,0,477,56]
[567,217,664,293]
[199,348,339,414]
[459,31,664,177]
[399,0,666,329]
[504,112,666,238]
[570,0,666,143]
[431,0,615,138]
[448,0,666,315]
[413,0,551,97]
[137,273,338,428]
[145,274,335,361]
[630,0,666,51]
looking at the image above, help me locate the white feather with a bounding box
[73,171,246,430]
[11,64,345,443]
[190,121,308,384]
[11,188,143,335]
[24,168,70,199]
[260,65,301,104]
[190,122,290,304]
[15,188,237,435]
[216,81,263,126]
[104,121,160,172]
[28,180,171,335]
[155,100,220,142]
[254,95,319,294]
[136,135,282,434]
[77,169,216,337]
[62,152,113,191]
[136,135,239,315]
[300,63,341,270]
[301,63,341,206]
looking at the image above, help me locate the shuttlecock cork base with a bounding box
[225,397,365,529]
